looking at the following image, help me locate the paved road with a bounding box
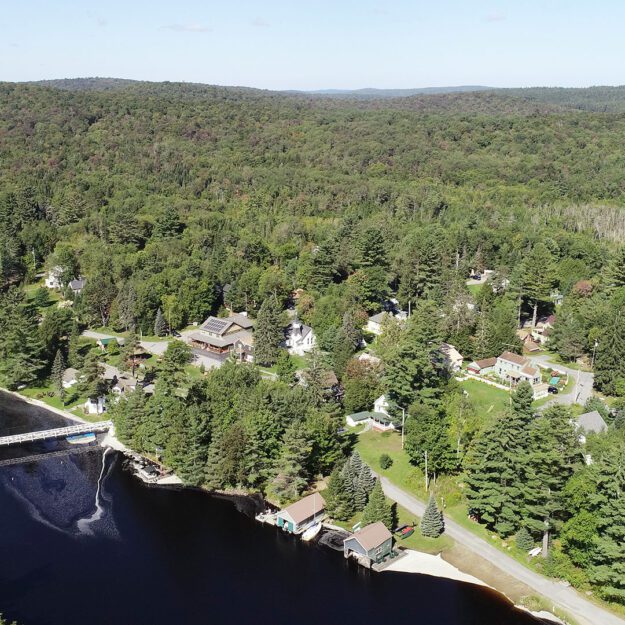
[528,354,594,408]
[140,340,170,356]
[82,329,121,342]
[380,477,623,625]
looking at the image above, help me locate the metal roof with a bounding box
[345,522,392,551]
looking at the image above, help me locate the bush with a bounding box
[515,527,534,551]
[379,453,393,469]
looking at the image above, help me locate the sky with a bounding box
[2,0,624,90]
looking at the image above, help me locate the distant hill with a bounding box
[494,86,625,112]
[299,86,492,98]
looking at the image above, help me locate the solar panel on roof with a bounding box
[201,317,230,334]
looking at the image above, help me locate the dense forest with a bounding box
[2,79,625,605]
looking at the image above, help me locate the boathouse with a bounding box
[343,522,393,567]
[276,493,325,534]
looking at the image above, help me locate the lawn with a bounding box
[459,378,510,418]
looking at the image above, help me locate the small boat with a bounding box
[66,432,96,445]
[301,522,322,542]
[400,527,415,539]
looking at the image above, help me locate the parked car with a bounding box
[548,386,559,394]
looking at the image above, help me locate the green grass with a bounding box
[460,378,511,418]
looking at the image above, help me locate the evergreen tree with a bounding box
[51,349,66,403]
[521,242,556,327]
[154,307,167,337]
[420,496,444,538]
[361,480,393,529]
[175,405,211,486]
[594,292,625,396]
[515,527,534,551]
[254,296,284,366]
[605,246,625,291]
[305,412,343,475]
[340,460,357,504]
[275,349,296,383]
[511,381,534,418]
[324,466,355,521]
[269,421,312,503]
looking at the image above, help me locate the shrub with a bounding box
[379,453,393,470]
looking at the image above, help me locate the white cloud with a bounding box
[251,16,270,28]
[163,23,211,33]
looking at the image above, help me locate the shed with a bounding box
[276,493,326,534]
[343,522,393,566]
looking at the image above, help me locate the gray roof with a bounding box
[577,410,608,435]
[369,312,388,324]
[69,278,86,290]
[346,411,392,425]
[345,522,392,551]
[62,367,80,383]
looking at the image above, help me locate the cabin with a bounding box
[467,357,497,375]
[62,367,80,389]
[440,343,463,372]
[532,383,549,400]
[187,312,255,362]
[285,319,316,356]
[68,277,86,295]
[97,337,123,351]
[276,493,326,534]
[345,411,395,431]
[343,522,393,567]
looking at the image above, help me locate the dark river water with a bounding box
[0,391,545,625]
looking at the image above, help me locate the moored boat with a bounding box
[66,432,97,445]
[301,522,322,542]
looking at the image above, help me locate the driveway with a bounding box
[380,477,624,625]
[528,354,594,407]
[140,340,170,357]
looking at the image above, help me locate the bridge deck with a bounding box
[0,421,112,447]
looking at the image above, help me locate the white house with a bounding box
[366,312,390,336]
[495,351,541,386]
[374,395,390,416]
[45,266,63,289]
[440,343,463,372]
[84,396,106,415]
[285,320,316,356]
[62,367,80,389]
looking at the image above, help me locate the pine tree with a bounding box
[51,349,66,403]
[605,246,625,291]
[269,421,312,503]
[521,242,555,328]
[154,307,167,337]
[361,480,393,529]
[512,381,534,418]
[254,296,284,366]
[515,527,534,551]
[324,466,355,521]
[420,496,444,538]
[594,293,625,396]
[340,461,357,503]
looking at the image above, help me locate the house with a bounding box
[68,277,86,295]
[467,357,497,375]
[276,493,325,534]
[440,343,463,372]
[532,383,549,400]
[576,410,608,444]
[495,351,541,386]
[112,373,137,396]
[97,337,123,351]
[62,367,80,389]
[84,396,106,415]
[285,320,316,356]
[44,266,63,289]
[343,522,393,567]
[345,411,395,431]
[531,315,556,345]
[366,311,390,336]
[374,394,390,416]
[187,312,255,362]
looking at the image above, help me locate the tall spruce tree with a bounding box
[51,349,66,403]
[269,421,312,503]
[324,466,355,521]
[154,307,167,337]
[594,291,625,396]
[361,480,393,529]
[254,296,284,366]
[420,496,444,538]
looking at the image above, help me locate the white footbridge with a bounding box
[0,421,112,447]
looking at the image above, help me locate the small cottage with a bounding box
[276,493,326,534]
[440,343,463,372]
[45,266,63,289]
[69,277,86,295]
[343,522,393,567]
[62,367,80,389]
[366,312,390,336]
[285,320,316,356]
[84,396,106,415]
[467,357,497,375]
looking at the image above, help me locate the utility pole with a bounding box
[401,407,406,449]
[591,340,599,369]
[575,367,581,403]
[424,450,429,492]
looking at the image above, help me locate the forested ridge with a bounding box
[2,80,625,607]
